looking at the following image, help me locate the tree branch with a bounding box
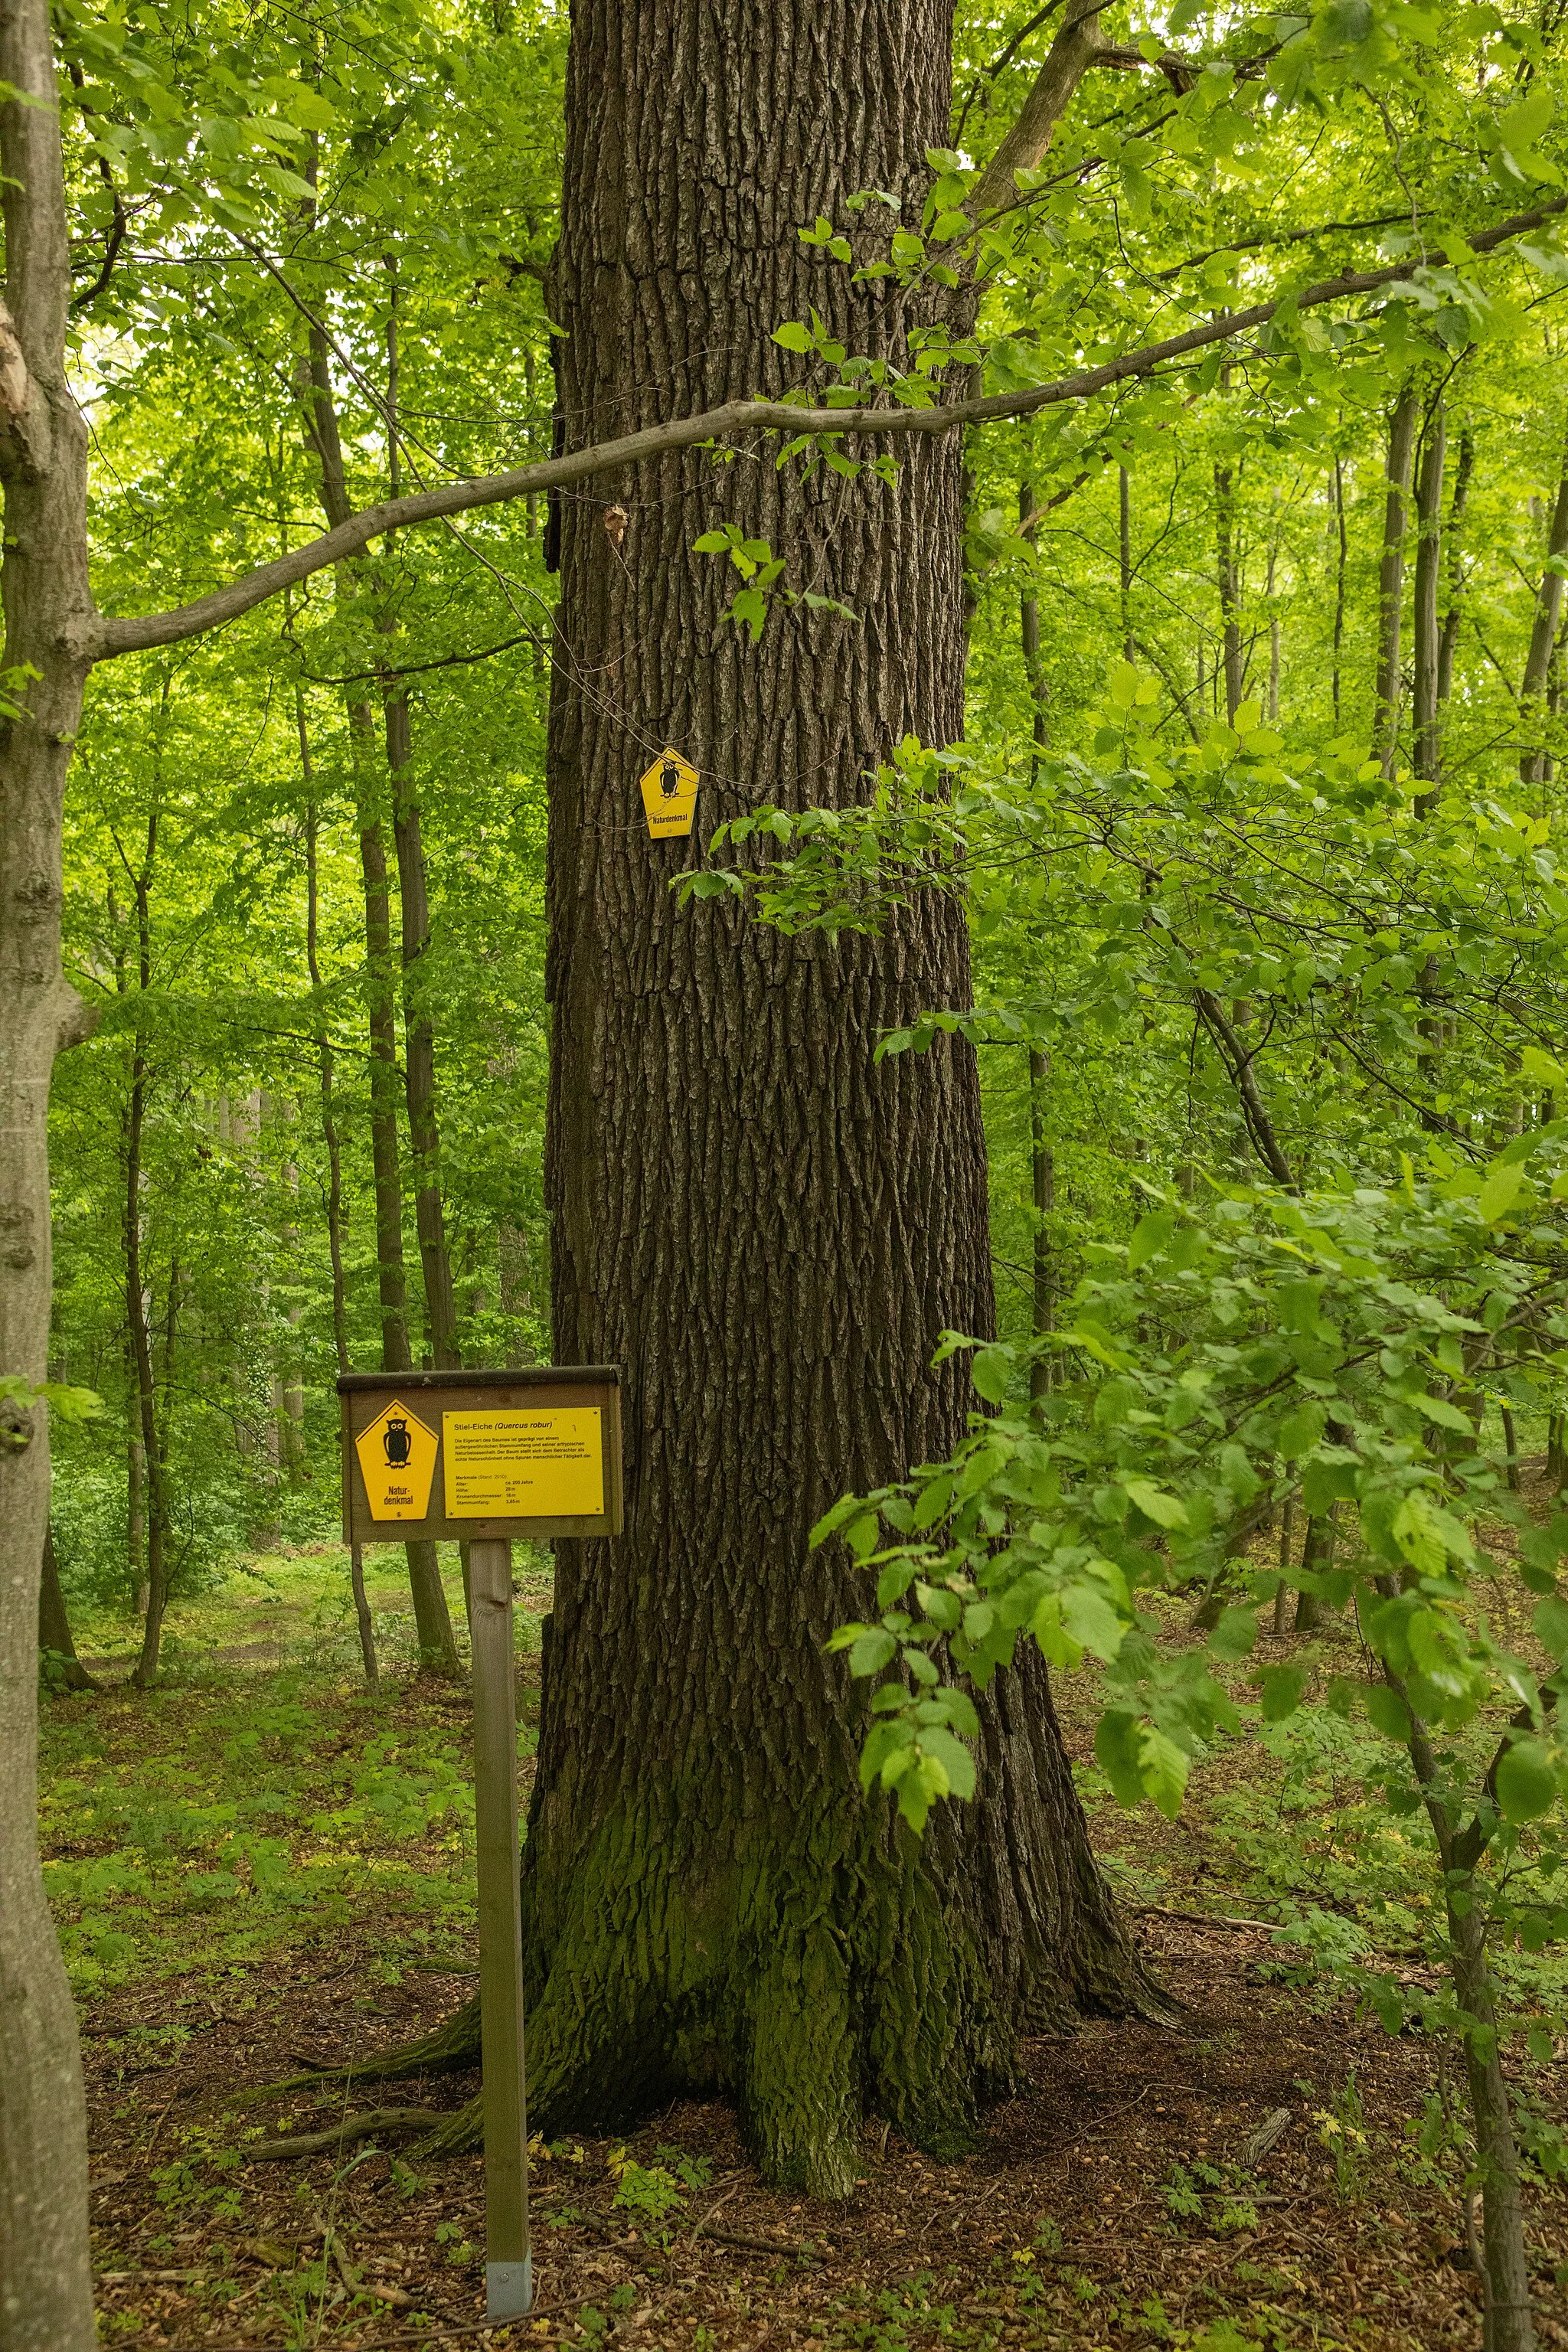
[86,194,1568,665]
[1193,988,1295,1189]
[969,4,1111,222]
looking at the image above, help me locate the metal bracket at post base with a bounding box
[486,2256,534,2321]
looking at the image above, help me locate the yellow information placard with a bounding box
[443,1407,605,1521]
[355,1397,439,1521]
[639,748,699,840]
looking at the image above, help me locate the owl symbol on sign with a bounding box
[383,1414,413,1467]
[660,761,680,799]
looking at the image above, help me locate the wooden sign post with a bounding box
[339,1367,623,2323]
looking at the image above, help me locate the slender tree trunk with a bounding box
[1331,458,1346,725]
[1118,465,1134,662]
[1373,382,1420,776]
[1449,1886,1536,2352]
[1436,425,1473,715]
[1550,1410,1568,1494]
[1383,1651,1539,2352]
[128,827,173,1690]
[125,1341,145,1613]
[1412,394,1446,813]
[1501,1403,1521,1494]
[357,795,456,1668]
[1214,459,1244,721]
[387,732,459,1371]
[38,1527,94,1691]
[515,0,1152,2196]
[379,256,460,1377]
[1272,1494,1295,1638]
[1520,430,1568,786]
[0,1,100,2337]
[299,320,458,1674]
[1021,494,1052,1400]
[1027,1049,1054,1401]
[302,766,379,1692]
[1292,1504,1336,1634]
[1018,479,1046,761]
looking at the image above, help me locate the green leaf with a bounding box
[1259,1663,1308,1723]
[1411,1393,1475,1434]
[1534,1595,1568,1661]
[1477,1158,1525,1223]
[920,1726,976,1802]
[847,1628,897,1677]
[858,1718,913,1791]
[1124,1478,1188,1530]
[1127,1207,1177,1271]
[1209,1605,1257,1661]
[1277,1401,1326,1459]
[915,1581,962,1631]
[1495,1738,1558,1824]
[969,1345,1012,1404]
[1363,1682,1412,1743]
[844,1514,880,1561]
[728,586,768,640]
[1093,1710,1145,1808]
[1059,1583,1124,1661]
[1138,1726,1189,1821]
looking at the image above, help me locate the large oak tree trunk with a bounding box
[516,0,1152,2198]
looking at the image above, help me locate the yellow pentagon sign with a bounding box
[355,1396,438,1521]
[639,747,699,839]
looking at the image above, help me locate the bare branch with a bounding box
[86,193,1568,665]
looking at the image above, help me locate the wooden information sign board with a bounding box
[340,1367,622,1546]
[338,1367,622,2323]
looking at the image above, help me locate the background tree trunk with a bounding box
[38,1527,94,1691]
[518,0,1152,2200]
[299,328,458,1672]
[1519,430,1568,786]
[302,776,378,1690]
[128,825,172,1687]
[1214,459,1244,721]
[1411,394,1446,813]
[1373,382,1419,777]
[0,1,100,2339]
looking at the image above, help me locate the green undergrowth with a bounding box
[1067,1592,1568,2135]
[39,1545,552,1998]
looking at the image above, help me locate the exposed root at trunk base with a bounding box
[411,2093,482,2156]
[252,1998,481,2105]
[244,2108,446,2161]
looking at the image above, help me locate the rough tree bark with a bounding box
[518,0,1152,2196]
[0,2,99,2339]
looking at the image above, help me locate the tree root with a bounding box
[243,2108,447,2161]
[251,1996,482,2105]
[410,2093,482,2155]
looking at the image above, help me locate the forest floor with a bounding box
[41,1537,1568,2352]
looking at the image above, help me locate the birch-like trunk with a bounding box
[0,2,100,2338]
